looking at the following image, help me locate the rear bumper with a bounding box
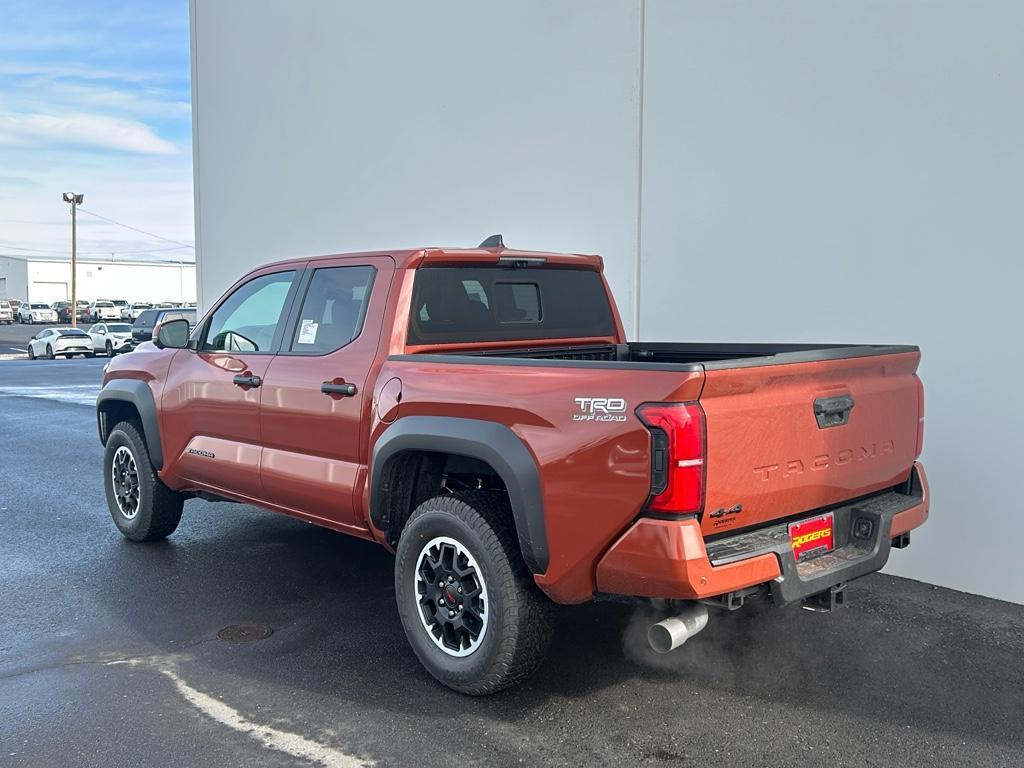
[596,462,929,603]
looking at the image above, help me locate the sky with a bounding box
[0,0,194,262]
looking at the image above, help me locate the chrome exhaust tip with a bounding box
[648,603,709,653]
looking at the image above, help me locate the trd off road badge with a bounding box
[572,397,628,422]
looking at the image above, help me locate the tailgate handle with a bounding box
[814,395,855,428]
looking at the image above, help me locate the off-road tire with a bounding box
[395,491,553,695]
[103,421,184,542]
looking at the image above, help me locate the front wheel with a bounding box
[45,345,53,359]
[27,345,35,360]
[394,492,553,695]
[105,341,114,356]
[103,421,184,541]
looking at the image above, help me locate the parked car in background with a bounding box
[129,307,196,348]
[8,299,23,318]
[87,322,134,356]
[155,301,177,309]
[0,301,12,324]
[72,301,91,323]
[122,302,152,322]
[111,300,128,314]
[89,301,121,322]
[27,327,93,359]
[53,301,90,324]
[18,303,58,324]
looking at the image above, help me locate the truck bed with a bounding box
[391,340,923,539]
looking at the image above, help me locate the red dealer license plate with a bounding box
[789,513,834,561]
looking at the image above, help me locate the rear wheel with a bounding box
[103,421,184,541]
[394,491,553,695]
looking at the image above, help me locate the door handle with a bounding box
[321,381,357,397]
[233,373,262,388]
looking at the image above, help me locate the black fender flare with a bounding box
[96,379,164,470]
[370,416,548,574]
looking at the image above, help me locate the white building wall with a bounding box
[189,0,643,329]
[191,1,1023,603]
[0,256,29,301]
[638,1,1023,603]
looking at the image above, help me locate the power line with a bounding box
[76,207,194,249]
[0,242,194,258]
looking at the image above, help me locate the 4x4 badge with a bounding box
[709,504,742,519]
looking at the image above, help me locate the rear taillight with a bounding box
[637,402,706,515]
[914,375,925,458]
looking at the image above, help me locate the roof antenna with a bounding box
[478,234,504,248]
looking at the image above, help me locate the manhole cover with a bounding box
[217,623,273,642]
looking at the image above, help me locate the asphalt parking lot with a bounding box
[0,322,101,357]
[1,358,1022,768]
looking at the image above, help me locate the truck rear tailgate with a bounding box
[699,349,922,536]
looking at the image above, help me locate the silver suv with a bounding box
[0,301,12,324]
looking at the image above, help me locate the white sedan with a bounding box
[87,322,133,356]
[18,303,58,324]
[27,327,95,359]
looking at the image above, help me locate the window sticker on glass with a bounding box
[297,318,319,344]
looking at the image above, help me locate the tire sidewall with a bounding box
[395,503,511,689]
[103,426,152,540]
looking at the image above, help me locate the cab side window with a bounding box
[202,271,295,353]
[289,266,375,354]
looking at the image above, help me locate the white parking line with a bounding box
[108,657,371,768]
[12,348,27,352]
[0,385,99,405]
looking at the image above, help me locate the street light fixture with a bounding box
[62,192,84,327]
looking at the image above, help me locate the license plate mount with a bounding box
[789,513,835,561]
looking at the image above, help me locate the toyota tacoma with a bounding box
[96,237,929,694]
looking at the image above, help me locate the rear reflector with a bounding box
[914,375,925,458]
[637,402,706,514]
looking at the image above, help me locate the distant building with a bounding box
[0,254,196,304]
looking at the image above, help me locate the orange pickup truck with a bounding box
[96,237,928,694]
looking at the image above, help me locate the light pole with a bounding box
[62,193,84,327]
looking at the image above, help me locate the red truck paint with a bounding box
[98,244,929,683]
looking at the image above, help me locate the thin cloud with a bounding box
[0,112,178,155]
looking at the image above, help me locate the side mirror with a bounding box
[153,318,190,349]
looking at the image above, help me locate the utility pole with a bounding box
[62,192,84,327]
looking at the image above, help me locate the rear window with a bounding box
[59,329,88,337]
[134,310,159,328]
[407,266,615,346]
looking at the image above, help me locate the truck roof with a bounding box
[258,247,604,272]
